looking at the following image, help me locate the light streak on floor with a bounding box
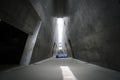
[60,66,77,80]
[0,58,120,80]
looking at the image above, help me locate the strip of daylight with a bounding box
[57,18,64,44]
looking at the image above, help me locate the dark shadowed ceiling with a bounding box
[52,0,69,17]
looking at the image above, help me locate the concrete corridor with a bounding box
[0,58,120,80]
[0,0,120,80]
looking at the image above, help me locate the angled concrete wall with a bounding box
[0,0,40,34]
[30,23,53,63]
[29,0,54,63]
[69,0,120,71]
[0,0,53,64]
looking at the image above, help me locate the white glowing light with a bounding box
[59,46,62,50]
[60,66,77,80]
[57,18,64,43]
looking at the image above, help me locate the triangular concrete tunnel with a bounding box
[0,0,120,80]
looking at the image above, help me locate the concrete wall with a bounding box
[0,0,53,64]
[29,0,54,63]
[69,0,120,71]
[30,23,53,63]
[0,0,40,34]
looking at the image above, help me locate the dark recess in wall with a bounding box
[0,21,28,65]
[68,39,74,58]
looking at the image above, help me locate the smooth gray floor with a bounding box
[0,58,120,80]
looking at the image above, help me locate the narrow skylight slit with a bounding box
[57,18,64,43]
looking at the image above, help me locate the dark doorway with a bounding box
[0,21,28,71]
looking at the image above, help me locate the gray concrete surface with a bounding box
[0,0,54,65]
[0,58,120,80]
[0,0,40,34]
[30,22,53,63]
[0,0,120,73]
[29,0,54,63]
[68,0,120,71]
[20,21,41,65]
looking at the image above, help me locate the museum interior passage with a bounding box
[0,0,120,80]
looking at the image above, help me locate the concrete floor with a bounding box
[0,58,120,80]
[0,65,18,71]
